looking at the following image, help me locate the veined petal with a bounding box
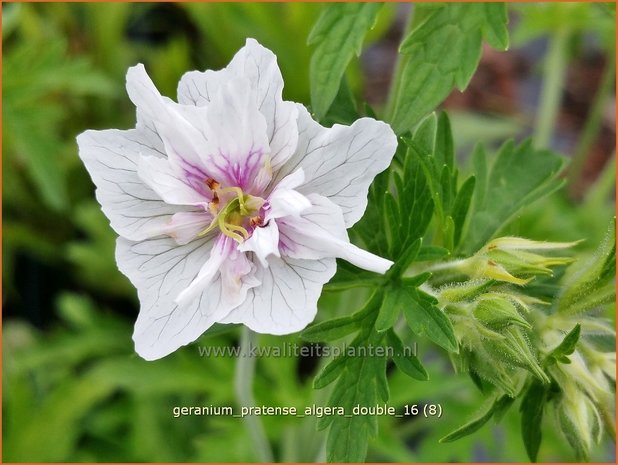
[275,104,397,227]
[279,194,393,274]
[219,256,336,334]
[116,235,222,360]
[238,221,281,267]
[175,235,258,308]
[178,38,299,171]
[201,77,271,193]
[76,128,186,241]
[137,155,209,207]
[126,64,216,183]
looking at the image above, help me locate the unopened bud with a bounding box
[473,294,531,330]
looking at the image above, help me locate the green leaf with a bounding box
[389,3,509,133]
[351,168,390,256]
[435,111,455,170]
[416,245,450,262]
[520,380,548,462]
[313,355,348,389]
[482,3,510,49]
[387,238,421,279]
[440,394,513,442]
[451,176,476,247]
[320,77,360,126]
[375,287,404,332]
[546,324,581,365]
[462,139,566,253]
[387,330,428,380]
[390,141,434,255]
[317,292,393,462]
[401,286,459,353]
[301,315,361,342]
[308,2,382,119]
[408,112,463,248]
[324,353,379,461]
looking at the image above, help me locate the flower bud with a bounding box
[473,294,531,330]
[455,236,579,284]
[556,387,602,460]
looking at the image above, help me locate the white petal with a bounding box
[159,211,212,245]
[200,76,271,193]
[264,169,311,219]
[275,168,306,191]
[137,155,209,207]
[238,221,281,267]
[177,38,299,171]
[220,256,336,334]
[117,234,256,360]
[275,104,397,227]
[279,194,393,274]
[126,64,217,183]
[76,128,187,241]
[116,235,216,360]
[219,243,261,307]
[267,189,312,220]
[175,235,259,308]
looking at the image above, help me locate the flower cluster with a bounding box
[77,39,397,360]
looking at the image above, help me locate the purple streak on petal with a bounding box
[214,145,265,191]
[182,162,213,200]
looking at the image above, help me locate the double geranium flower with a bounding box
[77,39,396,360]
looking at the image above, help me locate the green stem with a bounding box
[567,52,616,196]
[234,327,274,462]
[384,6,416,122]
[534,27,571,148]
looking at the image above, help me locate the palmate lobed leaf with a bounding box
[461,139,566,254]
[402,286,459,353]
[313,293,387,461]
[389,3,509,133]
[407,112,476,250]
[308,289,430,462]
[308,2,383,119]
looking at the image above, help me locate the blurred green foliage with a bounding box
[2,2,615,463]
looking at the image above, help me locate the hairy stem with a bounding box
[235,327,274,462]
[534,27,571,148]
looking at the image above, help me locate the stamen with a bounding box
[250,216,264,227]
[208,192,220,216]
[206,178,220,191]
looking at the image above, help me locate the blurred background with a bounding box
[2,2,615,462]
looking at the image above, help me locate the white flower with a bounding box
[77,39,397,360]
